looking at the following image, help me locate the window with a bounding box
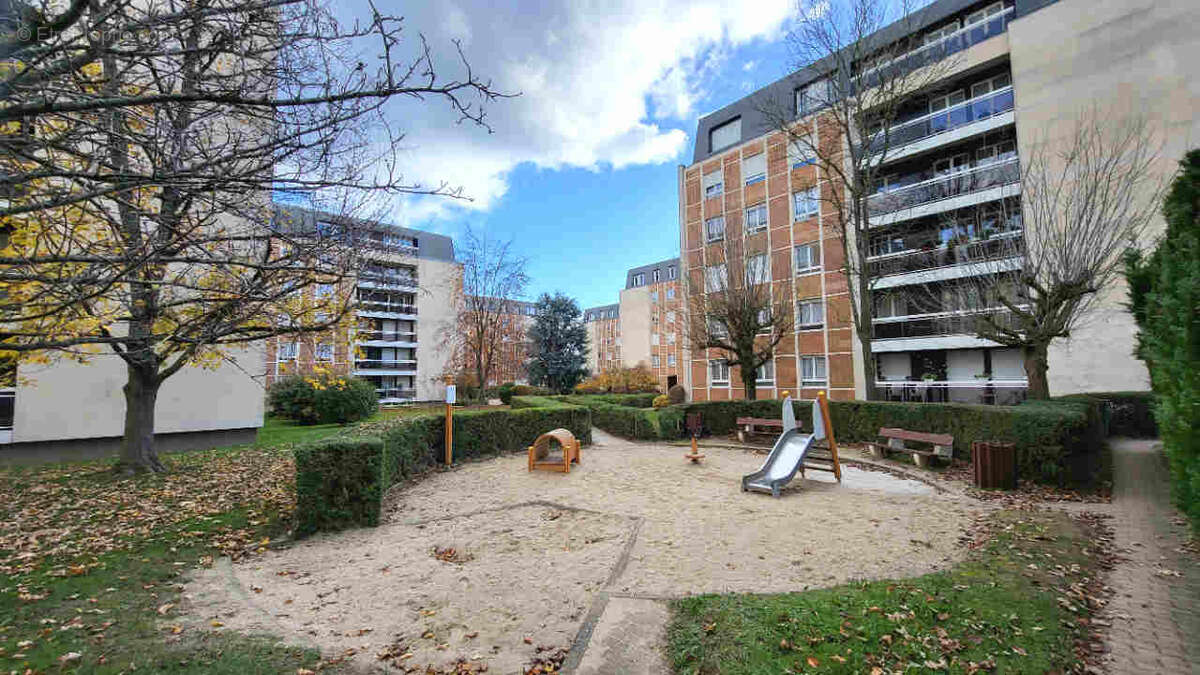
[970,72,1011,99]
[652,355,661,368]
[667,333,676,345]
[924,19,960,46]
[278,342,298,360]
[794,243,821,273]
[801,356,827,385]
[757,359,775,384]
[652,333,660,346]
[703,170,724,199]
[652,269,660,283]
[875,292,908,318]
[707,316,729,337]
[745,203,768,233]
[667,354,676,367]
[666,311,676,323]
[745,253,769,285]
[650,291,659,303]
[756,307,772,333]
[315,343,333,361]
[788,142,815,169]
[705,264,728,292]
[795,78,828,117]
[668,266,677,280]
[976,139,1017,166]
[743,153,766,185]
[871,235,907,257]
[315,283,334,299]
[709,359,730,386]
[798,300,824,328]
[710,118,741,152]
[966,2,1005,26]
[705,216,726,242]
[793,185,820,220]
[666,287,676,300]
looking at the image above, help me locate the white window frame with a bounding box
[745,253,770,286]
[709,359,731,387]
[788,141,815,169]
[668,266,677,280]
[745,202,768,233]
[667,310,676,323]
[794,243,821,274]
[801,356,827,386]
[315,343,334,361]
[666,287,676,300]
[278,341,299,360]
[651,332,660,346]
[703,170,724,199]
[650,290,659,303]
[793,185,820,220]
[757,359,775,385]
[667,354,676,367]
[652,355,661,368]
[707,316,729,338]
[652,269,661,283]
[667,332,676,345]
[633,273,645,287]
[743,153,767,185]
[966,1,1005,26]
[705,216,726,243]
[797,300,825,329]
[710,118,741,152]
[705,263,728,292]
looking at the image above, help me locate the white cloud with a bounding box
[346,0,793,226]
[742,60,758,71]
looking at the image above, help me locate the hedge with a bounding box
[293,401,591,537]
[560,396,683,440]
[1061,391,1157,438]
[676,397,1105,486]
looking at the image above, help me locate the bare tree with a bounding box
[685,232,794,400]
[904,114,1164,399]
[442,227,529,401]
[758,0,966,399]
[0,0,510,472]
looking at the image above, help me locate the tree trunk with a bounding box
[1023,342,1051,400]
[742,368,758,400]
[119,365,165,474]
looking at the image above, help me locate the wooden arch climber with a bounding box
[528,428,581,473]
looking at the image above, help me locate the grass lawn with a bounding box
[0,442,326,673]
[668,510,1108,674]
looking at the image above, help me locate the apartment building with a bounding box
[583,304,621,375]
[264,207,459,403]
[681,0,1199,402]
[455,297,536,386]
[620,259,684,391]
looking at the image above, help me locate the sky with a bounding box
[339,0,809,310]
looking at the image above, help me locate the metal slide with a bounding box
[741,395,826,497]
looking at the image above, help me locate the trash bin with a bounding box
[972,441,1017,490]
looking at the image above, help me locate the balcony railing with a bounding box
[868,233,1022,277]
[355,358,418,370]
[358,272,418,289]
[357,330,418,343]
[872,308,1018,340]
[869,86,1014,155]
[855,7,1014,91]
[875,379,1027,405]
[0,389,13,439]
[376,388,417,401]
[868,157,1020,217]
[356,299,417,314]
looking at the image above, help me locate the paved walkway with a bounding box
[1103,439,1199,674]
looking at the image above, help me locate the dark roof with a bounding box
[584,304,620,322]
[625,257,679,289]
[690,0,1053,164]
[272,204,456,263]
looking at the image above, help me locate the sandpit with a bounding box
[186,430,981,673]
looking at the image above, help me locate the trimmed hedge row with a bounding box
[559,395,684,440]
[1061,391,1157,438]
[293,402,591,536]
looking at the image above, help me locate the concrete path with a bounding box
[1102,438,1199,674]
[573,596,671,675]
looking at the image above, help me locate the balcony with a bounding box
[356,299,417,315]
[872,308,1018,341]
[869,233,1022,278]
[869,86,1015,159]
[376,388,417,402]
[868,157,1020,221]
[357,272,418,290]
[0,389,13,444]
[875,379,1027,405]
[854,6,1014,91]
[356,329,418,344]
[355,358,417,371]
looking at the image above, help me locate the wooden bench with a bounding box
[735,417,783,444]
[864,427,954,468]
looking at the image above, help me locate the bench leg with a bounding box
[913,453,930,469]
[869,444,888,460]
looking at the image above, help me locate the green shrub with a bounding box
[294,401,593,538]
[556,395,683,440]
[268,374,379,425]
[294,437,385,536]
[497,382,517,405]
[653,394,670,409]
[509,384,551,399]
[677,397,1104,485]
[1061,391,1157,438]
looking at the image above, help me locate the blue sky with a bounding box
[350,0,804,310]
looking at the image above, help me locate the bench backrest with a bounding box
[736,417,783,426]
[877,427,954,447]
